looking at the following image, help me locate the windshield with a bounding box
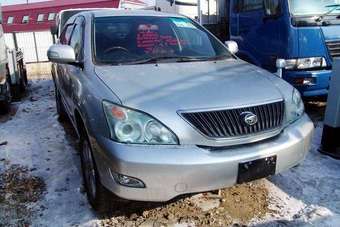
[289,0,340,16]
[94,16,231,65]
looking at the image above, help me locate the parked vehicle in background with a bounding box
[0,6,27,113]
[228,0,340,98]
[48,9,314,212]
[0,8,10,112]
[138,0,340,98]
[7,49,27,97]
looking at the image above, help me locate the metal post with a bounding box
[32,32,39,63]
[197,0,203,24]
[12,33,18,50]
[319,58,340,159]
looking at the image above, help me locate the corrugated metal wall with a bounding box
[4,33,15,50]
[4,31,53,63]
[35,32,53,62]
[16,32,37,63]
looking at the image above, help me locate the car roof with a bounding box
[59,8,113,15]
[88,9,186,18]
[65,9,186,27]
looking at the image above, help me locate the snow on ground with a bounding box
[0,77,339,226]
[256,125,340,226]
[0,79,97,226]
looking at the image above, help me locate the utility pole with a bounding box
[197,0,202,24]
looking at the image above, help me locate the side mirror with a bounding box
[225,41,238,54]
[47,44,76,64]
[276,59,286,78]
[50,25,58,36]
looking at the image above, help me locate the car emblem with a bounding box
[240,112,258,126]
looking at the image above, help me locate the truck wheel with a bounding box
[11,85,21,100]
[0,99,10,114]
[55,86,67,121]
[20,68,28,92]
[0,81,11,114]
[80,135,114,213]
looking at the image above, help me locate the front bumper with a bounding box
[92,114,314,202]
[283,69,331,97]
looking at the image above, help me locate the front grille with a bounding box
[181,101,285,139]
[326,40,340,58]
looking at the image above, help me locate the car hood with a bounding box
[95,59,284,112]
[95,59,286,146]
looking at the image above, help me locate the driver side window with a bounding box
[60,24,74,45]
[264,0,280,16]
[69,18,84,61]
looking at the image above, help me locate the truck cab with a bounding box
[229,0,340,98]
[0,6,27,112]
[0,8,10,111]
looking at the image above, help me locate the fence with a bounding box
[4,31,53,63]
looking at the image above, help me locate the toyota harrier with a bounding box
[48,9,314,212]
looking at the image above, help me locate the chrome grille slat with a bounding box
[222,111,236,136]
[181,101,285,139]
[215,112,229,136]
[326,40,340,58]
[226,110,239,136]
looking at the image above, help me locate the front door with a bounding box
[230,0,282,71]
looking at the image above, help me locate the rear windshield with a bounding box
[93,16,231,65]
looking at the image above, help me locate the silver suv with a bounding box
[48,9,314,212]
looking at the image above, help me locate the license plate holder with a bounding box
[237,156,277,184]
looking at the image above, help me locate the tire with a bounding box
[0,81,11,114]
[20,68,28,92]
[11,84,21,100]
[0,98,10,114]
[79,135,114,213]
[54,86,67,122]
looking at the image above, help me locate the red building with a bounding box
[3,0,120,33]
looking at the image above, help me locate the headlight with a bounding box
[103,101,178,145]
[286,89,304,124]
[285,57,327,70]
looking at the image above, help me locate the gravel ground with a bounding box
[0,77,339,227]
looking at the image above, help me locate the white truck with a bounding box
[119,0,198,19]
[0,7,28,113]
[119,0,227,40]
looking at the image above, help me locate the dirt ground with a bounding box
[0,76,339,227]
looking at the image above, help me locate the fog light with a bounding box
[110,169,145,188]
[293,78,316,86]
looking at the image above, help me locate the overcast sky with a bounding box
[0,0,47,6]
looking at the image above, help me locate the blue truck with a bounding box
[227,0,340,98]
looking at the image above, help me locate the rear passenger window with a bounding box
[59,24,74,45]
[236,0,263,12]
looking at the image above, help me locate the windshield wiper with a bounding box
[203,54,231,61]
[315,4,340,22]
[125,56,211,65]
[104,55,230,66]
